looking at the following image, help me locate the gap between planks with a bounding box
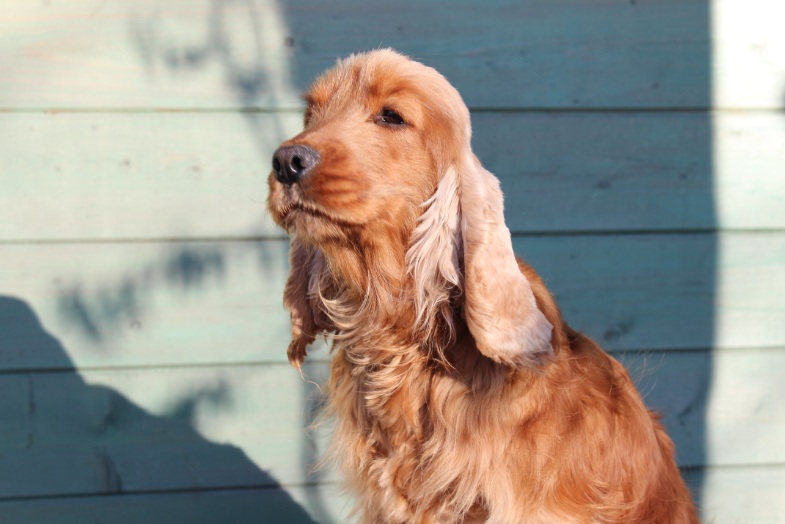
[2,107,785,115]
[0,481,338,504]
[2,228,785,247]
[2,345,783,377]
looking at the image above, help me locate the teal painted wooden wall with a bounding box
[2,1,784,522]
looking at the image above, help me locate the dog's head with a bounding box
[268,49,553,369]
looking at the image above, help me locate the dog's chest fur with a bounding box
[326,342,545,524]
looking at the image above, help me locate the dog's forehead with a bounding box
[305,50,454,113]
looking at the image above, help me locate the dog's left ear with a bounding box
[457,152,554,368]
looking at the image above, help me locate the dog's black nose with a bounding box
[272,145,320,185]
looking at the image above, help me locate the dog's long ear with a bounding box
[457,151,554,368]
[283,237,327,369]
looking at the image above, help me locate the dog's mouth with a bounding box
[269,175,316,227]
[273,198,316,231]
[272,192,359,237]
[277,200,331,223]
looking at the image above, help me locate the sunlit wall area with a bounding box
[702,0,785,521]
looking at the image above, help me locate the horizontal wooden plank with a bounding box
[2,112,784,242]
[0,112,297,242]
[519,231,785,353]
[488,111,785,233]
[0,466,783,524]
[0,241,293,370]
[1,348,784,502]
[0,485,349,524]
[0,232,782,371]
[3,0,782,110]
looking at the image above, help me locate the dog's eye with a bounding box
[374,108,406,127]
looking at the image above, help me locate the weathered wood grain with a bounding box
[3,0,782,110]
[2,111,784,242]
[0,232,782,371]
[1,348,783,505]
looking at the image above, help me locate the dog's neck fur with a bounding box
[317,231,481,370]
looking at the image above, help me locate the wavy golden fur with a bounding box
[267,49,699,523]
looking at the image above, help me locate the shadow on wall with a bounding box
[54,242,290,345]
[49,240,334,520]
[57,245,227,344]
[0,295,317,523]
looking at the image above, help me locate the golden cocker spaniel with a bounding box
[267,49,699,524]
